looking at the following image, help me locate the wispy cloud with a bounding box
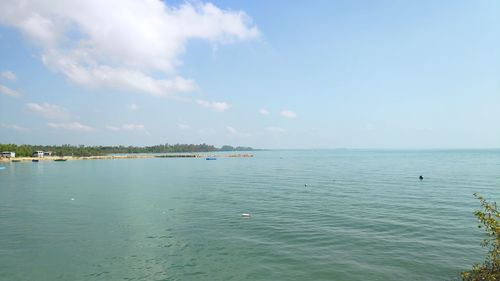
[177,123,191,130]
[127,104,138,111]
[196,99,230,112]
[122,123,145,131]
[259,108,270,115]
[266,126,286,134]
[280,110,297,119]
[0,84,21,97]
[226,126,237,134]
[0,1,258,97]
[106,125,120,131]
[48,122,94,132]
[0,123,28,131]
[106,123,146,131]
[1,71,16,81]
[26,102,72,119]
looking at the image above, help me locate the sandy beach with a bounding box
[0,153,254,162]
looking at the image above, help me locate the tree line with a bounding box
[0,143,255,157]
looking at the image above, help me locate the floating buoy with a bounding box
[241,213,251,218]
[419,175,423,180]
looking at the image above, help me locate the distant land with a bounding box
[0,144,256,157]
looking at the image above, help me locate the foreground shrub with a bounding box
[461,193,500,281]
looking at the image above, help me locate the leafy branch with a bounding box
[461,193,500,281]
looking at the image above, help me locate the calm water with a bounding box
[0,150,499,281]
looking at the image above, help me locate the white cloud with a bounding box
[26,102,72,119]
[177,123,191,130]
[226,126,249,137]
[0,1,258,96]
[0,84,20,97]
[226,126,237,134]
[106,123,145,131]
[48,122,94,132]
[127,104,138,111]
[122,123,145,131]
[259,108,270,115]
[105,125,120,131]
[196,99,230,112]
[281,110,297,119]
[1,71,16,81]
[266,126,285,134]
[0,123,28,131]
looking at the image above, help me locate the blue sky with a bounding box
[0,0,499,149]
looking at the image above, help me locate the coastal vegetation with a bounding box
[461,193,500,281]
[0,143,254,157]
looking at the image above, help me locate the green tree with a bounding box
[220,145,234,151]
[0,143,254,156]
[462,193,500,281]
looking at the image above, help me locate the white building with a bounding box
[33,151,44,158]
[1,151,15,158]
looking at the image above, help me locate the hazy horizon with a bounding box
[1,0,499,149]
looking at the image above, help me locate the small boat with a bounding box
[32,159,39,162]
[11,159,21,162]
[0,166,6,170]
[54,158,67,162]
[206,157,217,160]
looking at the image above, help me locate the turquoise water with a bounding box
[0,150,499,281]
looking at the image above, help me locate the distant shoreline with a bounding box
[0,153,254,162]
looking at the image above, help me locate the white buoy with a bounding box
[241,213,251,218]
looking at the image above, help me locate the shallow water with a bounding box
[0,150,499,281]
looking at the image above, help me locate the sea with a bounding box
[0,150,499,281]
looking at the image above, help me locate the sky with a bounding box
[0,0,499,149]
